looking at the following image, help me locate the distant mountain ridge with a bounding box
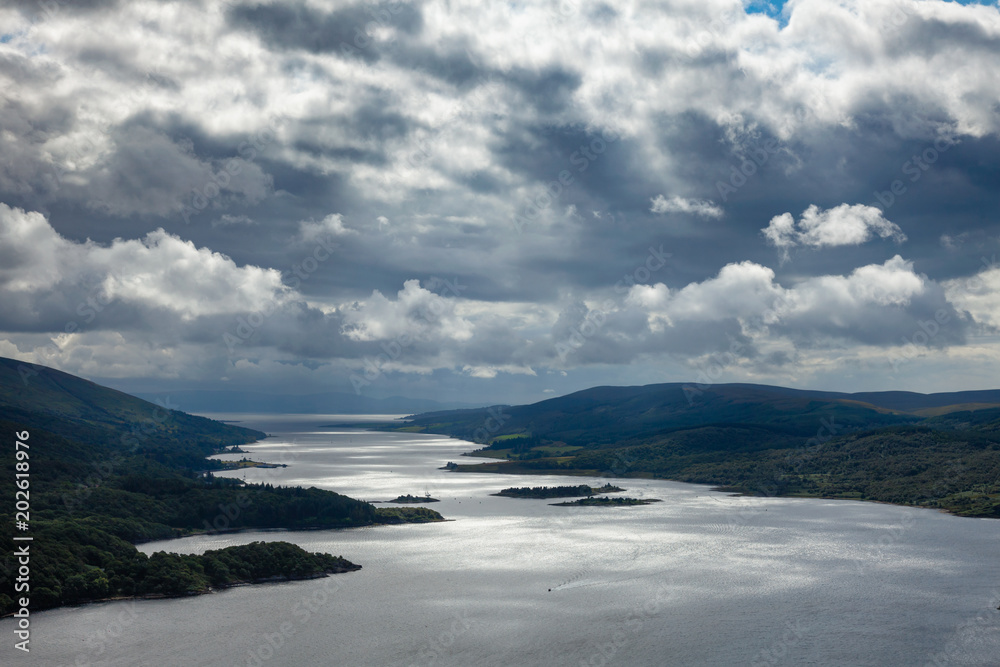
[131,389,481,414]
[402,382,1000,447]
[693,383,1000,412]
[392,381,1000,518]
[522,382,1000,416]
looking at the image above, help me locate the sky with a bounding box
[0,0,999,406]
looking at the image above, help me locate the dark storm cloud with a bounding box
[550,301,757,367]
[0,50,62,85]
[390,38,484,88]
[2,0,1000,399]
[76,124,272,218]
[226,0,422,61]
[888,16,1000,59]
[7,0,122,17]
[505,66,583,114]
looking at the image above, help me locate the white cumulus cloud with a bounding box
[762,204,907,256]
[0,203,289,324]
[650,195,724,219]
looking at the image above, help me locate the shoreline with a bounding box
[135,515,449,545]
[444,459,998,520]
[0,568,362,619]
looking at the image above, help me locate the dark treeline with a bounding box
[0,358,442,615]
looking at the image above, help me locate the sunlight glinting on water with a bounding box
[7,414,999,666]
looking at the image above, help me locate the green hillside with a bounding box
[0,357,266,470]
[0,357,441,615]
[396,383,1000,517]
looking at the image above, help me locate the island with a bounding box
[492,484,624,499]
[374,507,446,523]
[388,494,440,503]
[216,456,288,469]
[550,497,662,506]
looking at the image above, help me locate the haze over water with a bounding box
[10,415,999,666]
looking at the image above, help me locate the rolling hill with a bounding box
[394,382,1000,518]
[0,356,441,615]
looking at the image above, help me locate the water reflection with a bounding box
[4,414,998,666]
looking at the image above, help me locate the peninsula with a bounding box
[388,383,1000,518]
[0,357,444,616]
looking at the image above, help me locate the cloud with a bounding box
[762,204,907,255]
[944,258,1000,330]
[627,255,964,348]
[0,203,289,327]
[0,202,977,397]
[340,279,474,343]
[299,213,357,240]
[227,0,423,60]
[1,0,999,400]
[213,214,255,227]
[650,195,724,219]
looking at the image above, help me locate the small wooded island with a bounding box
[551,497,662,506]
[388,494,440,503]
[493,484,624,499]
[216,456,288,470]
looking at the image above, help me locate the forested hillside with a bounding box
[398,383,1000,517]
[0,357,440,614]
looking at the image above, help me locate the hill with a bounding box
[394,382,1000,517]
[0,357,442,615]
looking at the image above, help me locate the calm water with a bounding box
[4,414,999,666]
